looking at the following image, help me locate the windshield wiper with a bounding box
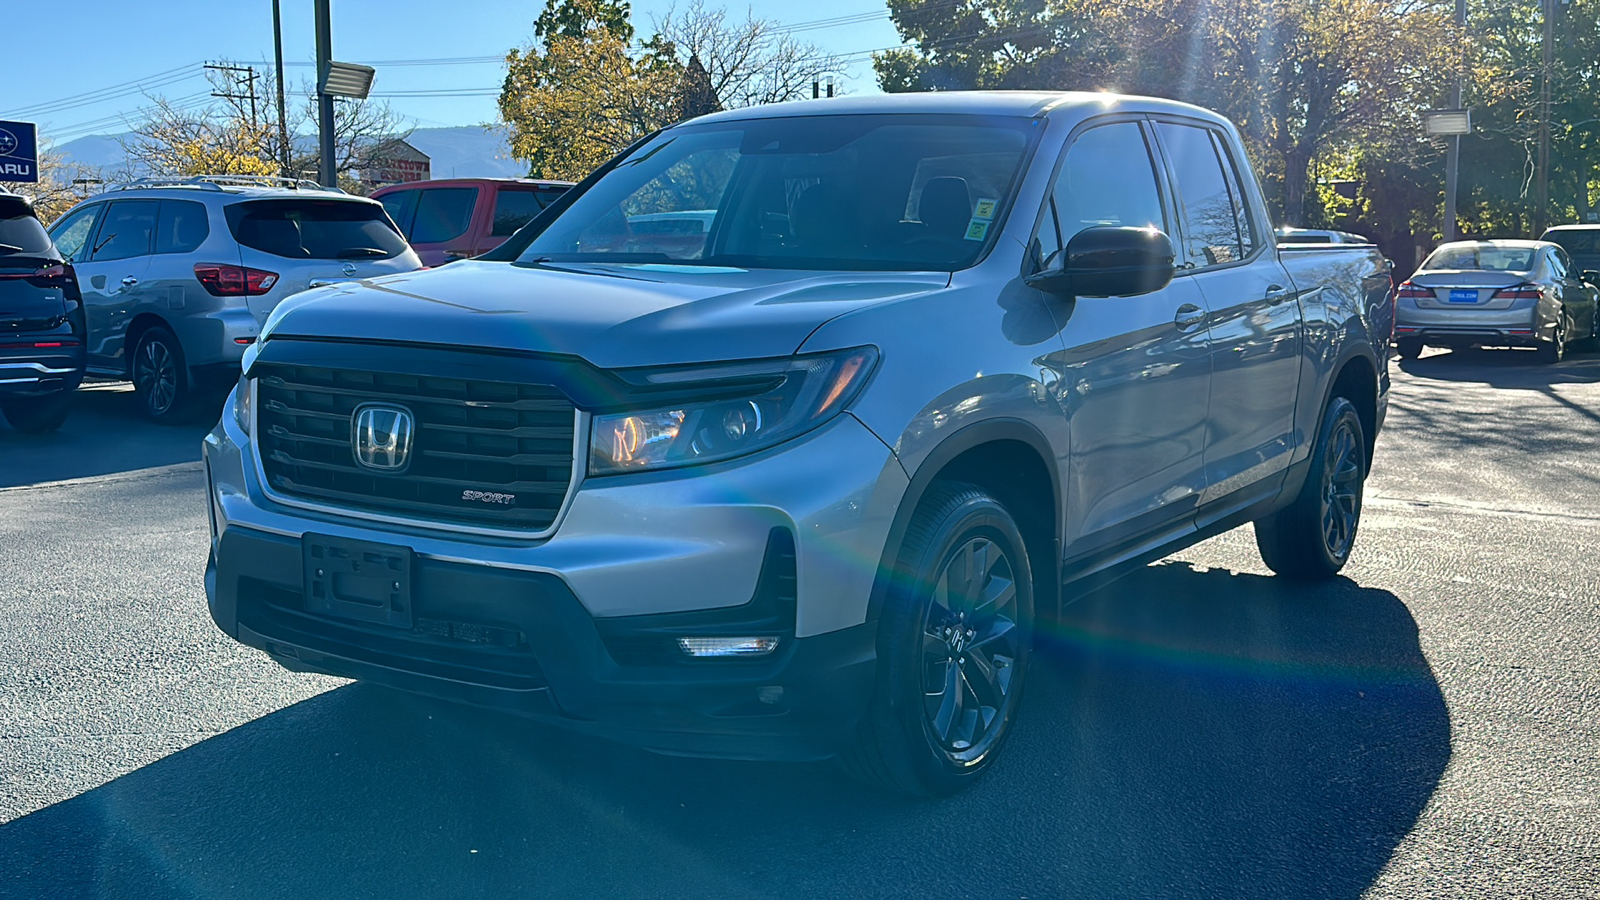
[0,243,26,254]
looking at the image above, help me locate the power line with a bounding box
[1,63,204,119]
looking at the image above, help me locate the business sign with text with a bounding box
[0,121,39,183]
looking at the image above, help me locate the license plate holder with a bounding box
[303,533,414,628]
[1448,289,1479,303]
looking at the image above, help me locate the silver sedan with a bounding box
[1394,239,1600,362]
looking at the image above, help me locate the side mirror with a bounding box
[1582,270,1600,285]
[1026,226,1176,297]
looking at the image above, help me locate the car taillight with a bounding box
[1396,282,1433,299]
[1492,284,1542,300]
[0,264,74,288]
[194,263,279,297]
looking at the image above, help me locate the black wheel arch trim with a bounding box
[864,417,1062,626]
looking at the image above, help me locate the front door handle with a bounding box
[1265,284,1295,305]
[1174,303,1207,331]
[120,276,140,288]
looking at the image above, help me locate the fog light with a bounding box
[677,636,780,658]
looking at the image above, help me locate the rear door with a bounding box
[226,197,420,323]
[482,186,565,255]
[74,199,156,371]
[1550,246,1599,339]
[1038,118,1215,562]
[142,199,213,319]
[1153,120,1301,514]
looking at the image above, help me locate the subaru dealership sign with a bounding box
[0,121,39,183]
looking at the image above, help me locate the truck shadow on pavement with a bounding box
[0,562,1450,900]
[0,384,213,488]
[1398,345,1600,390]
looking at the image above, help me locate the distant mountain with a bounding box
[51,125,525,181]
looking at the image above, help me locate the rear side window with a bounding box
[48,204,102,262]
[409,188,476,244]
[1156,122,1243,267]
[155,200,209,254]
[226,199,408,260]
[0,197,53,256]
[90,200,159,262]
[1034,121,1167,269]
[491,189,557,237]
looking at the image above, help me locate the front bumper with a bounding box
[202,401,906,760]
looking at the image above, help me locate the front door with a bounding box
[1034,119,1214,563]
[72,199,157,373]
[1153,121,1301,516]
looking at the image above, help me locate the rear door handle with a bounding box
[1265,284,1295,305]
[1174,303,1207,331]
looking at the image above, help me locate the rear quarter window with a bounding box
[226,198,408,260]
[409,188,477,244]
[491,189,562,237]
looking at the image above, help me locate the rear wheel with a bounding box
[1396,338,1423,360]
[841,483,1034,797]
[1255,396,1366,581]
[1534,318,1566,364]
[0,391,73,433]
[131,327,199,423]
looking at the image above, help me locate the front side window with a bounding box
[516,115,1035,271]
[226,199,408,260]
[48,205,103,263]
[409,188,477,244]
[90,200,159,262]
[1033,120,1167,270]
[1156,122,1242,267]
[155,200,209,254]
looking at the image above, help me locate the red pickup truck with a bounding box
[372,177,571,266]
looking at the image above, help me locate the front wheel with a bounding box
[1255,396,1367,580]
[0,391,73,433]
[841,483,1034,797]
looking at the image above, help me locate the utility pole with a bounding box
[206,63,261,132]
[1443,0,1465,242]
[1537,0,1554,232]
[315,0,336,188]
[272,0,291,177]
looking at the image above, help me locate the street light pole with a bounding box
[272,0,291,177]
[1443,0,1465,242]
[1537,0,1554,232]
[314,0,336,188]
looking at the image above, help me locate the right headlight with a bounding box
[588,347,879,476]
[232,373,253,435]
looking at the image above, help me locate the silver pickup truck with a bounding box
[203,92,1393,796]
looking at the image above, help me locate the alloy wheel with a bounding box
[135,337,177,416]
[920,536,1024,764]
[1319,419,1363,561]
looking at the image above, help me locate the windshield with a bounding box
[226,198,409,260]
[1422,244,1537,272]
[515,114,1035,271]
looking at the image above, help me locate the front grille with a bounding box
[255,364,576,531]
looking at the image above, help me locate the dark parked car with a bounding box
[0,190,83,433]
[371,177,572,266]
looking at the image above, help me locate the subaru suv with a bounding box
[47,176,422,422]
[0,189,84,433]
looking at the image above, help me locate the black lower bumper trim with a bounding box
[209,526,878,761]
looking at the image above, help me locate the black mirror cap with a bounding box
[1027,226,1176,297]
[1583,270,1600,285]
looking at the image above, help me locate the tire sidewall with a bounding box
[1310,397,1366,571]
[879,491,1034,793]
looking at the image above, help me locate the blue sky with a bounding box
[0,1,904,146]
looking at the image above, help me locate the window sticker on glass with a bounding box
[973,198,998,220]
[964,220,990,241]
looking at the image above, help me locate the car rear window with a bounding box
[1422,245,1537,272]
[226,198,408,260]
[491,188,563,236]
[0,197,53,257]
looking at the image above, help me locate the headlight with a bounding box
[588,347,878,475]
[232,374,253,435]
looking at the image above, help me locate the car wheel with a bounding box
[841,482,1034,797]
[1254,396,1366,581]
[0,391,73,434]
[1396,338,1423,360]
[1534,319,1566,364]
[131,327,197,423]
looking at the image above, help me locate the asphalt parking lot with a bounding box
[1,350,1597,899]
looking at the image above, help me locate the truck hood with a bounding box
[261,260,950,368]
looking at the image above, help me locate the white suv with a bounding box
[47,175,422,421]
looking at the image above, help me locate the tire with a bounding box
[131,326,199,423]
[841,482,1034,797]
[1254,396,1366,581]
[0,391,73,433]
[1533,318,1566,364]
[1396,338,1422,360]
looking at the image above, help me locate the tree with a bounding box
[0,150,105,223]
[650,0,847,108]
[499,0,682,180]
[676,55,723,121]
